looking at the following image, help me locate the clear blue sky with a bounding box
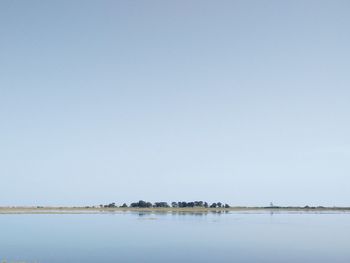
[1,0,349,206]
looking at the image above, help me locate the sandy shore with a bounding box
[0,206,349,214]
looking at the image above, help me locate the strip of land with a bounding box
[0,206,349,214]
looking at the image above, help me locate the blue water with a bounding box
[0,212,349,262]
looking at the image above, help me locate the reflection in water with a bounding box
[137,210,230,217]
[0,212,349,263]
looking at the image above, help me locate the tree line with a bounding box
[100,200,230,208]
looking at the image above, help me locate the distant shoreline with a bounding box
[0,206,350,214]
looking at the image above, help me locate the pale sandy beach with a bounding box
[1,206,349,214]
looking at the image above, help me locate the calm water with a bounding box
[0,212,349,263]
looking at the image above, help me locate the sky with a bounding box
[0,0,349,207]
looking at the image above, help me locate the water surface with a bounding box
[0,212,349,262]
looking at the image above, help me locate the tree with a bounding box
[104,202,116,208]
[187,202,195,207]
[171,202,178,208]
[194,201,204,207]
[217,202,222,208]
[130,200,153,208]
[224,204,230,208]
[121,203,128,208]
[154,202,169,208]
[210,203,217,208]
[179,201,187,208]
